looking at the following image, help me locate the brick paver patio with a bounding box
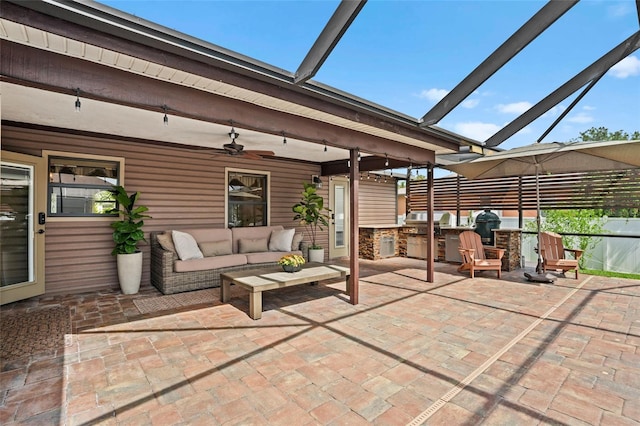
[1,258,638,425]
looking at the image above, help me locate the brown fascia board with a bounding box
[2,1,464,153]
[1,41,439,163]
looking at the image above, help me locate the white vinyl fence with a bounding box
[510,217,640,275]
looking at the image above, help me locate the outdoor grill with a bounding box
[402,211,432,259]
[404,211,436,235]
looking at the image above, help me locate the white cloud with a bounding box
[608,3,632,18]
[609,56,640,78]
[461,99,479,109]
[419,88,449,102]
[453,121,502,141]
[566,112,594,124]
[496,101,533,114]
[582,105,596,111]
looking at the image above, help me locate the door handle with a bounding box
[38,229,45,234]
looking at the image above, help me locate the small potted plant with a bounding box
[292,182,331,263]
[277,254,306,273]
[107,185,151,294]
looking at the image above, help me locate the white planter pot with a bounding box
[308,248,324,263]
[116,251,143,294]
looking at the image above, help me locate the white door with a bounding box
[1,151,46,304]
[329,177,349,259]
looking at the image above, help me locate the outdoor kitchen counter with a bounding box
[359,225,400,260]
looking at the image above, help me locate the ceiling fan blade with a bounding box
[242,151,272,160]
[245,150,275,157]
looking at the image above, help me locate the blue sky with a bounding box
[101,0,639,150]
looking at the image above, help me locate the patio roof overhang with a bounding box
[0,0,479,171]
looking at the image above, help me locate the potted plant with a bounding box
[277,254,306,273]
[107,185,151,294]
[292,182,330,263]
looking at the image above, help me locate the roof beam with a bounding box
[419,0,577,127]
[322,156,413,175]
[484,31,640,147]
[294,0,366,84]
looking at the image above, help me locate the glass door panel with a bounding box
[1,164,32,285]
[329,177,349,258]
[1,152,45,304]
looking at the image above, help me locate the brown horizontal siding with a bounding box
[358,179,397,226]
[3,125,321,295]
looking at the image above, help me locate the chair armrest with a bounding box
[459,248,475,262]
[484,247,506,259]
[565,248,584,260]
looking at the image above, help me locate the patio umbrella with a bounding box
[443,139,640,280]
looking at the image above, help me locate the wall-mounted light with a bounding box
[312,175,323,189]
[163,105,169,126]
[74,88,81,112]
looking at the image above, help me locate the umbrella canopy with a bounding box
[445,139,640,180]
[441,139,640,279]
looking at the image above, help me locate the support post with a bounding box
[349,148,359,304]
[456,174,461,227]
[427,164,435,283]
[518,176,524,229]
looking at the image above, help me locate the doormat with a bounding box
[133,288,218,314]
[0,305,72,362]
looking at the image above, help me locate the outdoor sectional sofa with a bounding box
[150,225,305,294]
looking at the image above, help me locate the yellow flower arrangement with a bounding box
[277,254,306,267]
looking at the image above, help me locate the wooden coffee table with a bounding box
[220,264,350,319]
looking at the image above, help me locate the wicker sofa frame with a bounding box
[150,231,305,295]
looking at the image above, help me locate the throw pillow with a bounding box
[269,228,296,252]
[172,230,204,260]
[156,232,176,253]
[199,240,233,257]
[291,232,304,251]
[238,238,269,254]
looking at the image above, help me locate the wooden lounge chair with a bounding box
[539,231,583,279]
[458,231,505,279]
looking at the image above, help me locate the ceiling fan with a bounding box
[222,125,274,159]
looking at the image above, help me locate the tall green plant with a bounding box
[292,182,331,249]
[107,185,151,255]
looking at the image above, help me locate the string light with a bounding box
[282,131,287,145]
[74,88,81,112]
[163,105,168,126]
[385,154,389,167]
[323,140,327,152]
